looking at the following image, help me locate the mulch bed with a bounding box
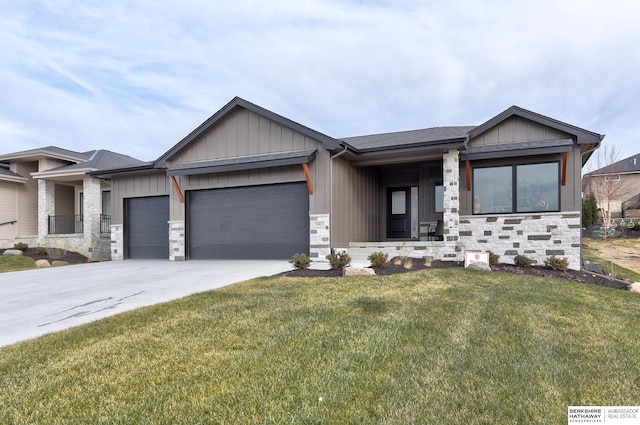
[280,258,632,291]
[3,249,631,291]
[1,248,89,264]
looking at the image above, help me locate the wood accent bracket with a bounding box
[465,160,472,192]
[561,152,567,186]
[171,175,185,203]
[302,163,314,195]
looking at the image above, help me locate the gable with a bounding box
[468,116,569,148]
[166,108,325,168]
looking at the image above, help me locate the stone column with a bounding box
[442,150,460,242]
[37,179,55,243]
[82,176,102,256]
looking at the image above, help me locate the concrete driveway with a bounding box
[0,260,291,348]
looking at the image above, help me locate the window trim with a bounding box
[472,161,561,215]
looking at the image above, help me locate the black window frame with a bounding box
[472,161,561,215]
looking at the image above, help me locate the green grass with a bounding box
[582,247,640,282]
[1,269,639,424]
[0,255,35,272]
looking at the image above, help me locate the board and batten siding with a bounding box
[167,108,324,165]
[470,116,567,147]
[110,172,170,224]
[331,157,381,247]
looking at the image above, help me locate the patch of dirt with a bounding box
[280,257,631,291]
[0,248,89,264]
[582,238,640,275]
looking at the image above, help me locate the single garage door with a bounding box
[188,183,309,259]
[125,196,169,259]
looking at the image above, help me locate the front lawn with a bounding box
[1,269,638,424]
[0,255,35,272]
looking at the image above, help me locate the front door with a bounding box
[387,187,412,239]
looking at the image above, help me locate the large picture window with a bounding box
[473,162,559,214]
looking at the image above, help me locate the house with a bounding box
[583,153,640,219]
[94,97,603,270]
[0,147,145,260]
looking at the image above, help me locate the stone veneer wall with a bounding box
[310,213,330,261]
[169,220,185,261]
[110,224,124,261]
[458,212,582,270]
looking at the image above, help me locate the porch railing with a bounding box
[100,214,111,233]
[47,215,112,234]
[48,215,83,234]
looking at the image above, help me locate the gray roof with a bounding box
[0,163,23,179]
[586,153,640,175]
[167,149,317,176]
[341,126,475,152]
[49,150,146,172]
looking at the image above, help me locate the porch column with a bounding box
[442,150,460,242]
[82,176,102,245]
[37,179,55,242]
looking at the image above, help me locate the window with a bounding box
[434,184,444,213]
[604,174,620,181]
[473,162,559,214]
[102,191,111,215]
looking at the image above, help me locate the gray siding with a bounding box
[168,108,323,166]
[331,157,381,247]
[110,172,170,224]
[471,116,567,147]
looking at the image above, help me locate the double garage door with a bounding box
[125,183,309,260]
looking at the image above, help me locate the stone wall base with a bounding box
[169,220,185,261]
[40,234,111,262]
[459,212,581,270]
[110,224,124,261]
[310,213,330,262]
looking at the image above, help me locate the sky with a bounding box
[1,0,639,170]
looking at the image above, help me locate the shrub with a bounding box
[488,251,500,266]
[545,256,569,271]
[368,251,388,268]
[13,242,28,251]
[289,253,311,270]
[582,194,599,227]
[326,251,351,270]
[514,254,532,268]
[36,247,48,255]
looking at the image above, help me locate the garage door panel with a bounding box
[188,183,309,259]
[126,196,169,259]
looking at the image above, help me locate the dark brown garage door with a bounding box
[125,196,169,259]
[187,183,309,259]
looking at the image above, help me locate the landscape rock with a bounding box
[466,262,492,271]
[35,259,51,268]
[343,267,376,276]
[3,249,23,256]
[52,260,69,267]
[630,283,640,293]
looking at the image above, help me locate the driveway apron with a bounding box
[0,260,290,347]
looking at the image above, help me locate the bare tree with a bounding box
[583,144,635,237]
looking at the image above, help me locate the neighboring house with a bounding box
[0,147,145,260]
[582,153,640,218]
[94,97,603,270]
